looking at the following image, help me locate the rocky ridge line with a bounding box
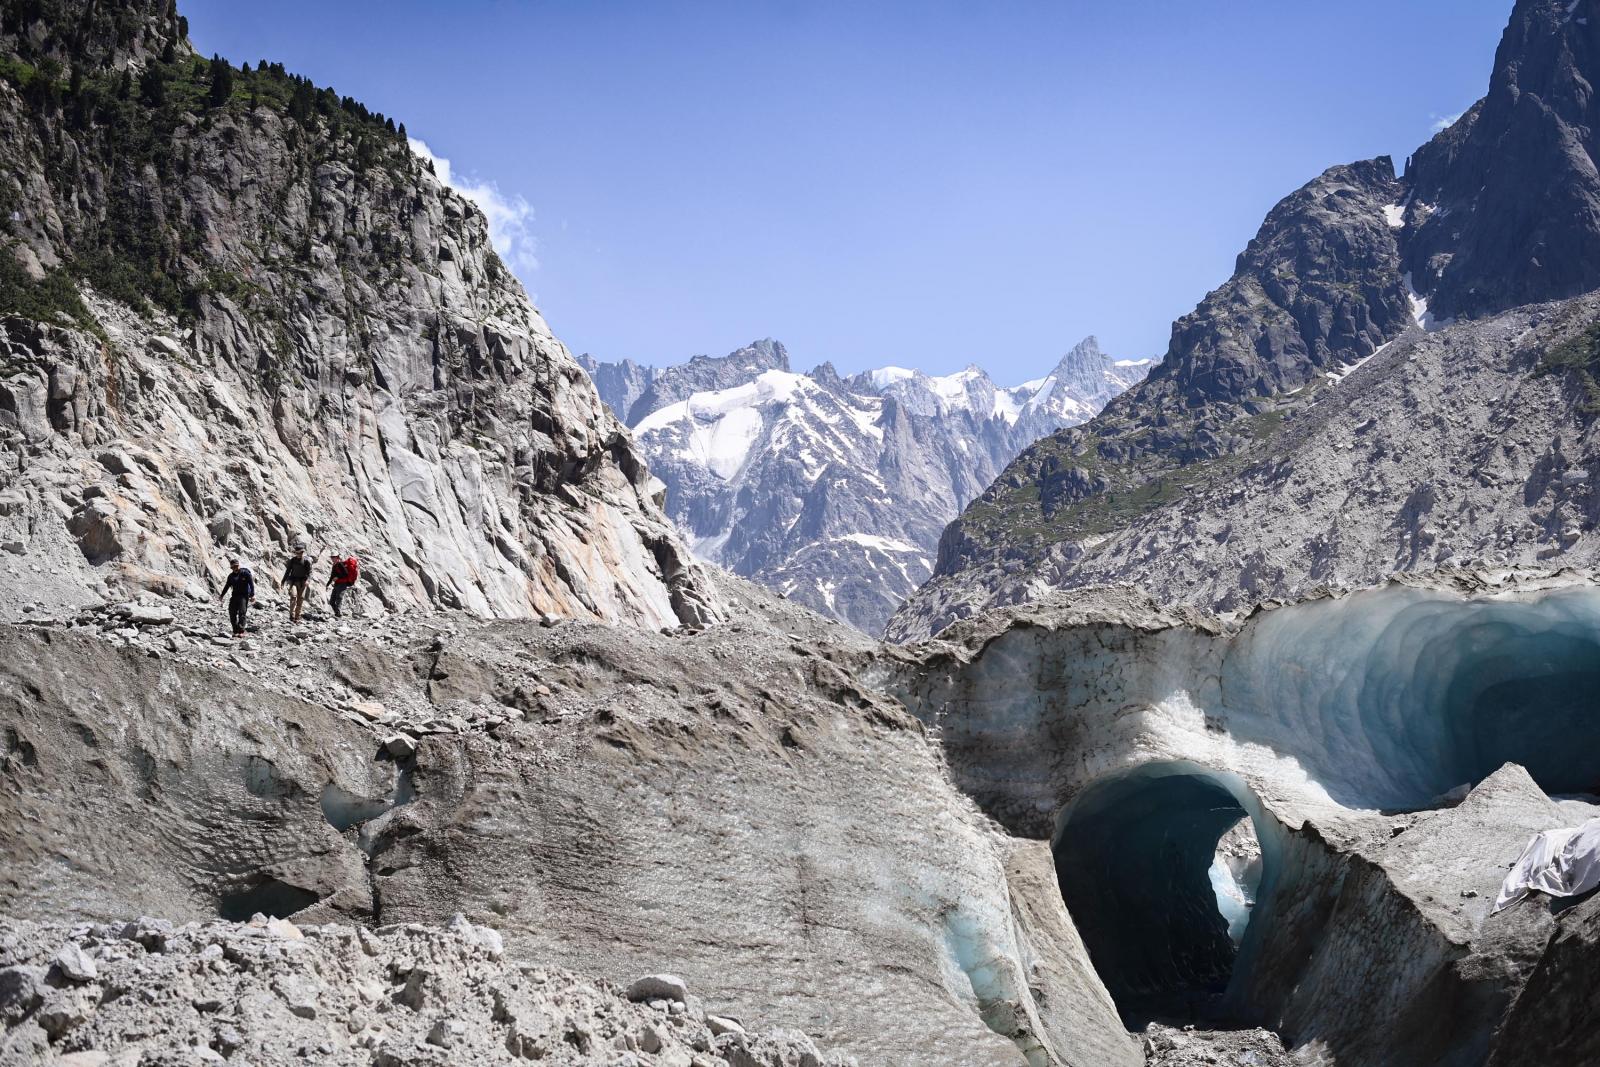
[0,0,717,631]
[890,0,1600,639]
[585,338,1148,633]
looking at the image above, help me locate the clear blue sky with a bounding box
[185,0,1512,381]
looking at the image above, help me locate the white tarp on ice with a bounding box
[1494,817,1600,912]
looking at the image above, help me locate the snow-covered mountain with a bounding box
[580,338,1151,632]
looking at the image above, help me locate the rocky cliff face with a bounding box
[1403,0,1600,322]
[587,338,1148,633]
[0,0,717,628]
[1155,159,1410,405]
[893,294,1600,638]
[890,0,1600,640]
[576,352,656,428]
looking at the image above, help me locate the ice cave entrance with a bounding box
[1053,764,1264,1028]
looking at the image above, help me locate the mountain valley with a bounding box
[3,1,1600,1066]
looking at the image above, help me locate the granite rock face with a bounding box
[587,338,1148,633]
[1404,0,1600,323]
[0,1,717,629]
[892,0,1600,640]
[890,294,1600,638]
[1159,158,1410,406]
[575,353,656,430]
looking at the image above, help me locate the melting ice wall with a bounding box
[1220,586,1600,809]
[900,579,1600,1051]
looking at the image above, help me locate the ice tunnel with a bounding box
[1053,763,1268,1027]
[902,582,1600,1046]
[1221,587,1600,810]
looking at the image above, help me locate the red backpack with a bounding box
[332,556,359,585]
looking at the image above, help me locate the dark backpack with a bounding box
[332,557,359,585]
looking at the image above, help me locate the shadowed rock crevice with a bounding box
[217,877,322,922]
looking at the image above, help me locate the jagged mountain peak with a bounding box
[1063,334,1105,363]
[1022,336,1153,419]
[686,337,790,375]
[586,339,1143,632]
[620,337,789,424]
[1401,0,1600,321]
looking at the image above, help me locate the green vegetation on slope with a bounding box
[0,29,419,327]
[0,254,94,333]
[1536,316,1600,414]
[956,401,1294,552]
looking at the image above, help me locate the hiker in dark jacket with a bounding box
[219,558,255,638]
[328,553,358,618]
[281,547,314,623]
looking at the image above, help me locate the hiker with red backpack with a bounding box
[328,553,359,617]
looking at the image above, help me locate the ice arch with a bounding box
[1222,587,1600,809]
[894,581,1600,1056]
[1053,763,1276,1026]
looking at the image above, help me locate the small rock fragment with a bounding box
[0,966,46,1021]
[53,942,99,982]
[211,1025,244,1056]
[273,976,318,1019]
[37,988,96,1037]
[351,700,387,721]
[448,913,505,958]
[427,1019,466,1048]
[121,916,172,951]
[119,602,174,625]
[397,969,429,1010]
[476,925,505,958]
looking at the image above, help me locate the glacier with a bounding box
[895,573,1600,1061]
